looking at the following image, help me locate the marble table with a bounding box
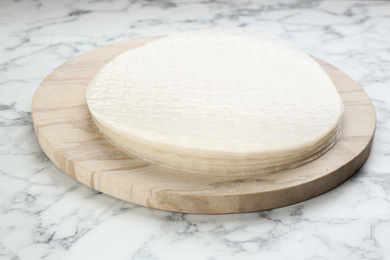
[1,0,389,259]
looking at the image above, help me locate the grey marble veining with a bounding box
[1,0,389,259]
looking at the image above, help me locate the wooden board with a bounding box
[32,36,376,214]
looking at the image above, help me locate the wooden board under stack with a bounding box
[32,36,376,214]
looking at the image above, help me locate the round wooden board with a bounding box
[32,36,376,214]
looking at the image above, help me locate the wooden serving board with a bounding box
[32,36,376,214]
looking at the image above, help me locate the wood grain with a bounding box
[32,36,376,214]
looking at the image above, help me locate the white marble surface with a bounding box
[1,0,389,259]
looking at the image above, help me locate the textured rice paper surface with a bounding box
[86,27,343,175]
